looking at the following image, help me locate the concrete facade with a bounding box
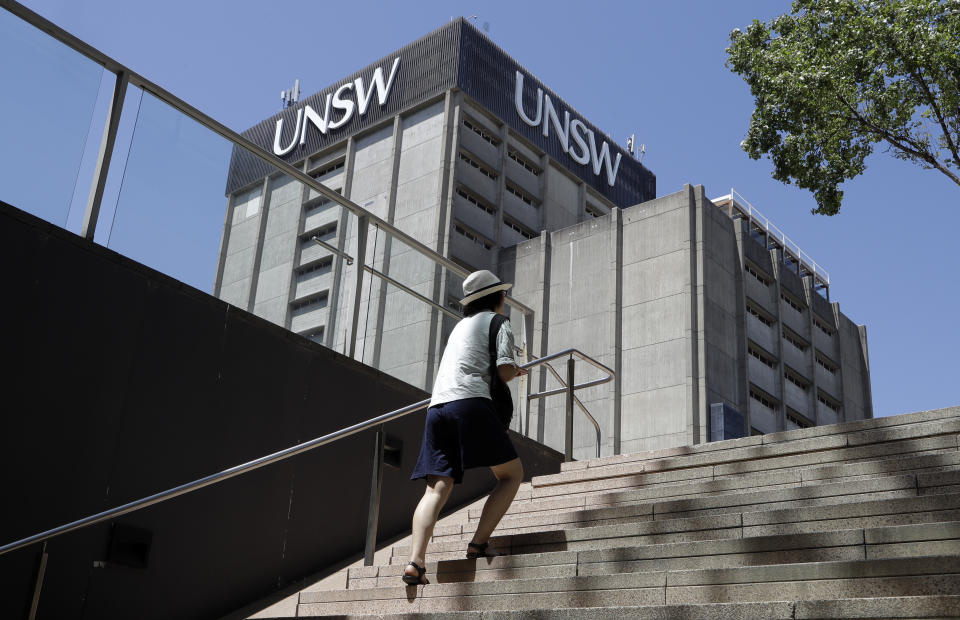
[500,186,872,459]
[214,20,870,460]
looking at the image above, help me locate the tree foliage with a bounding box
[727,0,960,214]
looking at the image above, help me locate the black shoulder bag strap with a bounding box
[488,313,514,429]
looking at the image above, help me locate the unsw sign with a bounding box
[273,58,401,156]
[513,71,622,187]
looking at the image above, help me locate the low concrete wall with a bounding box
[0,202,563,620]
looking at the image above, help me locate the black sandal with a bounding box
[401,561,426,585]
[466,541,497,559]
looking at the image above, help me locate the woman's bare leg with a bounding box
[405,475,454,580]
[469,458,524,546]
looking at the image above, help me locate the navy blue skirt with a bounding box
[410,397,518,484]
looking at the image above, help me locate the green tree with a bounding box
[727,0,960,214]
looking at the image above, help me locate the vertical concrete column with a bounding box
[537,154,549,232]
[326,136,357,351]
[857,325,874,419]
[686,185,702,445]
[493,122,508,267]
[370,116,404,370]
[249,176,274,316]
[534,231,552,443]
[803,277,821,425]
[831,301,850,423]
[213,193,236,298]
[347,215,370,359]
[577,183,587,223]
[611,206,624,454]
[732,220,753,435]
[771,249,788,431]
[426,90,460,388]
[434,92,459,261]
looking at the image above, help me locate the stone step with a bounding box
[559,406,960,473]
[532,425,960,497]
[346,521,960,590]
[296,556,960,616]
[287,595,960,618]
[455,451,960,530]
[428,471,960,542]
[388,492,960,564]
[285,595,960,618]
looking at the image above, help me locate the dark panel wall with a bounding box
[0,202,563,620]
[225,20,463,194]
[226,19,655,207]
[457,22,655,206]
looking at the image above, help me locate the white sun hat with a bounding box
[459,269,513,306]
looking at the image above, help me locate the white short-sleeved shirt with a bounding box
[430,311,516,407]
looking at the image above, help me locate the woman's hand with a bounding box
[498,364,527,383]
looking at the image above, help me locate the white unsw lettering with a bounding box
[273,57,401,156]
[514,71,621,187]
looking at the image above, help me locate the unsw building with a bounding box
[214,18,871,459]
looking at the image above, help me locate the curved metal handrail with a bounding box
[541,362,602,459]
[522,349,613,461]
[0,348,612,558]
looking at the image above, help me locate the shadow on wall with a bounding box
[0,201,563,620]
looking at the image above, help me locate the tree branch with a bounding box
[911,68,960,168]
[836,95,960,186]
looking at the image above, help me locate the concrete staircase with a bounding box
[253,406,960,618]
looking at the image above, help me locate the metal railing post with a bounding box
[565,356,575,461]
[363,426,385,567]
[81,69,128,240]
[348,215,369,359]
[26,541,47,620]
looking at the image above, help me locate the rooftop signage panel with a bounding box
[225,19,655,206]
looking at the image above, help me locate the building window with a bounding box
[750,387,778,410]
[458,150,498,180]
[781,293,805,313]
[748,343,776,368]
[784,369,810,390]
[300,327,325,344]
[814,317,834,337]
[782,328,808,352]
[311,159,345,179]
[746,263,771,286]
[815,352,838,374]
[297,257,333,277]
[305,187,342,214]
[508,148,540,175]
[505,183,539,207]
[302,222,338,245]
[818,391,841,413]
[462,117,499,146]
[456,186,496,215]
[291,291,329,312]
[450,255,480,274]
[453,222,493,250]
[503,216,537,240]
[786,410,813,428]
[585,203,607,219]
[746,302,775,327]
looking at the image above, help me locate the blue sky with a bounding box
[2,0,957,418]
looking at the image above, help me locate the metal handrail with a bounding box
[0,347,612,559]
[540,362,602,459]
[0,0,535,320]
[522,349,614,460]
[711,188,831,287]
